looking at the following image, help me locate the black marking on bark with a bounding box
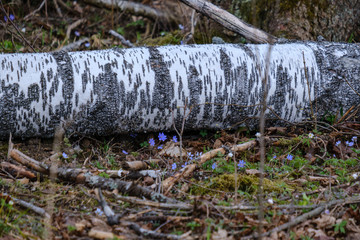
[186,65,202,127]
[40,72,47,111]
[148,47,174,110]
[51,51,74,118]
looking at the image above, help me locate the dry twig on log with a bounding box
[179,0,277,43]
[83,0,178,25]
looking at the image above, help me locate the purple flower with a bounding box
[62,152,68,159]
[84,42,90,48]
[157,145,163,149]
[178,24,184,30]
[287,154,293,161]
[335,140,341,147]
[181,162,188,168]
[273,155,277,159]
[158,132,167,141]
[187,152,194,160]
[212,162,217,170]
[352,136,358,142]
[171,163,177,170]
[122,150,128,155]
[238,160,246,168]
[172,135,178,143]
[180,41,184,45]
[149,138,155,147]
[4,14,15,22]
[346,141,354,147]
[74,30,80,37]
[195,152,202,157]
[95,208,103,216]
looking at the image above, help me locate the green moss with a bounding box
[190,173,297,196]
[141,31,183,46]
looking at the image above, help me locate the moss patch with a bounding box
[191,173,297,196]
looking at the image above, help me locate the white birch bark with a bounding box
[0,42,359,138]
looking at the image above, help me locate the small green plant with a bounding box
[334,220,347,234]
[116,27,125,35]
[126,19,145,28]
[186,221,201,231]
[200,129,208,137]
[140,141,149,147]
[0,40,22,52]
[64,137,71,147]
[67,225,76,233]
[108,155,117,167]
[171,229,183,235]
[0,199,23,237]
[299,193,311,206]
[99,172,110,178]
[214,131,221,139]
[95,161,105,169]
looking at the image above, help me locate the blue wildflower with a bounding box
[172,135,178,143]
[84,42,90,48]
[187,152,194,160]
[287,154,293,161]
[238,160,246,168]
[178,24,184,30]
[74,30,80,37]
[122,150,128,155]
[171,163,177,170]
[181,162,188,168]
[62,152,68,159]
[273,155,277,159]
[335,140,341,147]
[4,14,15,22]
[212,162,217,170]
[149,138,155,146]
[346,141,354,147]
[95,208,103,216]
[195,152,202,157]
[157,145,163,149]
[158,132,167,141]
[352,136,357,142]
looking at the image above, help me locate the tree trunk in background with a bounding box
[209,0,360,42]
[0,42,359,139]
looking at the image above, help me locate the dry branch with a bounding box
[162,140,257,193]
[8,144,176,203]
[179,0,276,43]
[83,0,178,25]
[241,195,360,239]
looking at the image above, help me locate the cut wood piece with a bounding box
[0,42,359,139]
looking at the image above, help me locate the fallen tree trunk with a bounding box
[0,42,359,139]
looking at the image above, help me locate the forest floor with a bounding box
[1,1,360,240]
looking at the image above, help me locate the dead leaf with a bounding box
[213,139,223,149]
[159,142,187,157]
[143,176,154,186]
[88,228,114,239]
[313,214,336,229]
[211,228,234,240]
[246,169,261,176]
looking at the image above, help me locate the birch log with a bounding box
[0,42,359,139]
